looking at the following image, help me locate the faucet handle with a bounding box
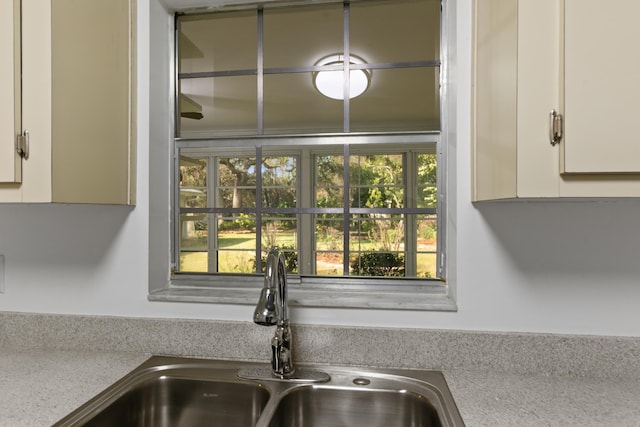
[253,287,281,326]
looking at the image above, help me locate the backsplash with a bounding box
[2,311,638,379]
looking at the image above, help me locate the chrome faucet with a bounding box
[253,247,295,378]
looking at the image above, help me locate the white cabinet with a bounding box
[0,0,22,184]
[0,0,136,205]
[563,0,640,174]
[472,0,640,201]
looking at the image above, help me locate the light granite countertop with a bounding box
[2,349,640,427]
[2,313,640,426]
[0,350,149,427]
[444,369,640,426]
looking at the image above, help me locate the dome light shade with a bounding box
[313,54,371,100]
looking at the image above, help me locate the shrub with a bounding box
[350,252,405,277]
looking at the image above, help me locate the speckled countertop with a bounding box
[2,349,640,427]
[2,312,640,426]
[0,350,148,427]
[445,369,640,426]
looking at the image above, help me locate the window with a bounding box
[178,141,438,276]
[162,0,455,310]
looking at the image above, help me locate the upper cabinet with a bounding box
[0,0,136,205]
[472,0,640,201]
[563,0,640,174]
[0,0,22,184]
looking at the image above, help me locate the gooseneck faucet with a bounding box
[253,247,295,378]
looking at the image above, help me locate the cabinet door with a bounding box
[51,0,135,204]
[563,0,640,173]
[0,0,22,183]
[472,0,518,201]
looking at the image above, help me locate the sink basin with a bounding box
[267,386,442,427]
[54,359,270,427]
[53,356,464,427]
[77,378,269,427]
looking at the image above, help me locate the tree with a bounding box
[418,153,437,208]
[218,157,257,210]
[350,154,404,252]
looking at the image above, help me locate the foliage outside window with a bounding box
[173,0,446,287]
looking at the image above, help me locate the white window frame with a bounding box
[148,0,458,311]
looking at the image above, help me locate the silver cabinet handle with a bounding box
[549,110,563,146]
[16,129,29,159]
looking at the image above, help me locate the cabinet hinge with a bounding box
[16,130,29,160]
[549,110,563,146]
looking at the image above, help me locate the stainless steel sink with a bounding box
[70,378,269,427]
[267,386,442,427]
[53,356,464,427]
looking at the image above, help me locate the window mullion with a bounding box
[300,149,313,275]
[172,146,181,273]
[342,144,350,275]
[436,137,446,279]
[257,7,264,135]
[343,1,350,133]
[255,146,263,271]
[208,156,218,273]
[405,152,417,277]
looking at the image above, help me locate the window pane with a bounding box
[262,217,297,250]
[179,155,207,208]
[315,217,344,251]
[417,215,437,278]
[179,76,257,137]
[417,216,437,248]
[350,0,440,64]
[178,11,257,74]
[350,215,405,251]
[351,67,440,132]
[316,251,344,276]
[263,4,343,69]
[417,153,438,209]
[264,73,343,134]
[180,214,208,250]
[218,157,257,208]
[218,217,256,249]
[348,218,369,250]
[217,217,256,273]
[180,250,208,273]
[350,251,406,277]
[179,213,208,273]
[218,189,256,208]
[263,188,296,208]
[418,153,437,185]
[315,214,345,274]
[217,250,255,273]
[262,217,298,273]
[417,253,436,278]
[262,156,296,186]
[350,153,404,208]
[262,155,297,208]
[315,154,344,208]
[257,248,298,274]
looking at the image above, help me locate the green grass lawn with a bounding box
[180,231,296,273]
[180,230,436,277]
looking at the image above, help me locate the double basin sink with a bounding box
[53,356,465,426]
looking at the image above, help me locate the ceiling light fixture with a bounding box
[313,54,371,100]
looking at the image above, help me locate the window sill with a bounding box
[149,280,457,311]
